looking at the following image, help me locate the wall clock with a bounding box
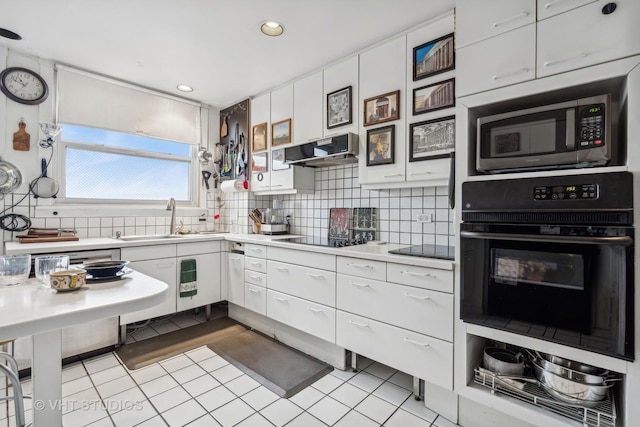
[0,67,49,105]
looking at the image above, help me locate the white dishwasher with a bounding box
[13,248,122,371]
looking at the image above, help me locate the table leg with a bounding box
[32,329,62,427]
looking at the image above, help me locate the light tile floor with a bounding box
[1,310,460,426]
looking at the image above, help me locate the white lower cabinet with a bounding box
[336,311,453,390]
[267,260,336,306]
[227,252,245,306]
[267,289,336,343]
[245,283,266,315]
[176,252,221,312]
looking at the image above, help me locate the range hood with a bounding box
[284,132,358,167]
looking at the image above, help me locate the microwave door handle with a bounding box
[460,230,632,246]
[566,109,576,150]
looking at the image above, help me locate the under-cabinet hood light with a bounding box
[0,28,21,40]
[177,84,193,92]
[260,21,284,37]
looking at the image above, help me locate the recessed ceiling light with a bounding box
[260,21,284,37]
[0,28,22,40]
[177,84,193,92]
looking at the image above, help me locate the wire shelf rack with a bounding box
[474,367,616,427]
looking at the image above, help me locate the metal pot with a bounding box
[0,158,22,194]
[483,347,525,376]
[525,349,613,385]
[540,352,605,376]
[531,358,615,405]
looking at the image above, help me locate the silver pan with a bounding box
[0,158,22,195]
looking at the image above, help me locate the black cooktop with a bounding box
[388,244,455,260]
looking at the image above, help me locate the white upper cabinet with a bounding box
[323,56,359,137]
[250,92,271,192]
[537,0,597,20]
[293,71,323,145]
[455,0,535,48]
[537,0,640,77]
[358,36,407,186]
[270,83,293,125]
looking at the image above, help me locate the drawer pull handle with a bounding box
[156,262,174,269]
[347,263,373,269]
[410,172,431,176]
[249,261,262,267]
[275,296,288,302]
[307,273,325,279]
[544,0,566,9]
[401,270,436,278]
[231,258,241,262]
[249,248,263,253]
[307,307,323,314]
[276,267,289,272]
[248,275,262,281]
[272,184,283,188]
[492,11,529,28]
[349,320,370,328]
[383,174,403,178]
[349,281,370,288]
[248,288,261,294]
[544,52,588,68]
[404,293,431,301]
[492,68,530,81]
[404,337,430,347]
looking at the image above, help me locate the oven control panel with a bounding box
[534,183,598,201]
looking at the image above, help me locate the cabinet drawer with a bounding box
[267,290,336,343]
[405,157,451,184]
[177,240,221,256]
[121,244,176,261]
[337,257,386,281]
[336,311,453,390]
[337,274,453,341]
[387,263,453,293]
[244,270,267,287]
[245,257,267,273]
[457,24,536,97]
[268,247,335,271]
[537,0,640,78]
[537,0,598,21]
[245,284,266,316]
[244,244,267,259]
[267,261,336,306]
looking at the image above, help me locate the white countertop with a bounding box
[0,270,168,341]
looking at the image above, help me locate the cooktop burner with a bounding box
[388,244,454,260]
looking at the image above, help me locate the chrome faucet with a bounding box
[166,197,177,235]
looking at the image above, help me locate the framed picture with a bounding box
[363,90,400,127]
[413,33,455,81]
[327,86,352,129]
[413,79,455,115]
[252,122,268,152]
[251,151,268,173]
[271,118,291,146]
[409,116,455,162]
[272,148,289,171]
[329,208,351,247]
[366,125,395,166]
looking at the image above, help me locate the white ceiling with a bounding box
[0,0,455,109]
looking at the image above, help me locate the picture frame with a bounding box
[251,151,268,173]
[327,86,352,129]
[252,122,268,152]
[366,125,395,167]
[409,115,455,162]
[271,118,291,146]
[363,90,400,127]
[413,78,455,116]
[272,148,289,171]
[413,33,455,81]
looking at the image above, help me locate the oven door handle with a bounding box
[460,230,633,246]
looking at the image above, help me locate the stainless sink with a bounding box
[114,234,185,241]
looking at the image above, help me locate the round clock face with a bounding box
[0,67,49,105]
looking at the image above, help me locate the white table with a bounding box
[0,271,168,427]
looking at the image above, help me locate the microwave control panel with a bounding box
[577,103,605,149]
[534,183,599,201]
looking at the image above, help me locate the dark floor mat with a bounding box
[116,316,332,398]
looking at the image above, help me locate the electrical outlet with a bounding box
[416,213,433,223]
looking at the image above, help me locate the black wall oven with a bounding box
[460,172,634,360]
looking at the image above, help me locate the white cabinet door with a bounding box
[270,168,294,191]
[457,24,536,97]
[251,92,271,191]
[176,252,221,312]
[323,56,359,137]
[267,290,336,343]
[537,0,640,78]
[244,283,267,316]
[227,252,245,306]
[358,36,407,185]
[456,0,535,48]
[537,0,597,21]
[293,71,323,145]
[271,83,293,124]
[119,257,177,324]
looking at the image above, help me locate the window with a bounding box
[60,124,195,204]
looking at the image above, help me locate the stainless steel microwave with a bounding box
[476,94,612,173]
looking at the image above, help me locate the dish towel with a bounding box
[180,259,198,298]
